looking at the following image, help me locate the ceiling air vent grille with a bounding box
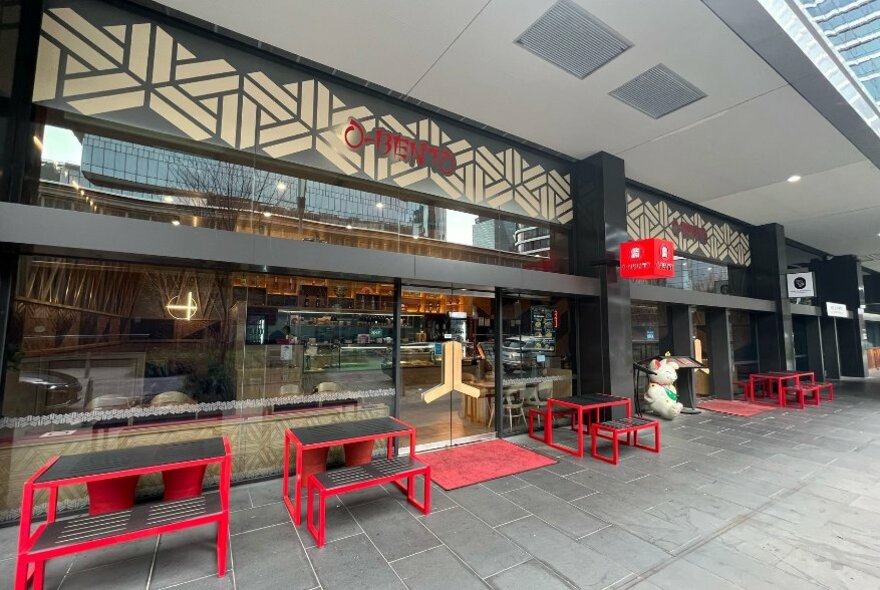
[610,64,706,119]
[515,0,631,79]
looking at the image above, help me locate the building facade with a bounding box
[0,0,875,524]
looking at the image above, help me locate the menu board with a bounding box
[663,356,706,369]
[531,306,555,338]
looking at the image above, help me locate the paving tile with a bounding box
[347,497,440,561]
[0,525,18,560]
[244,479,283,508]
[485,559,571,590]
[395,480,456,516]
[230,501,292,535]
[341,483,392,507]
[151,526,231,589]
[299,495,362,549]
[228,486,253,512]
[775,545,880,590]
[514,468,596,501]
[307,533,404,590]
[447,485,528,527]
[579,525,670,574]
[684,538,824,590]
[482,475,529,494]
[421,507,528,578]
[68,537,156,573]
[232,522,316,590]
[391,546,485,590]
[155,573,234,589]
[498,516,633,589]
[58,555,152,590]
[503,484,607,538]
[640,559,743,590]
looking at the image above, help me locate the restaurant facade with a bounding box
[0,0,874,523]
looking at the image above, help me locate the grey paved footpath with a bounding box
[2,379,880,589]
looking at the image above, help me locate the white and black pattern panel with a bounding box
[626,190,751,266]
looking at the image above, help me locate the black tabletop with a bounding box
[36,438,226,484]
[553,394,628,406]
[290,417,410,446]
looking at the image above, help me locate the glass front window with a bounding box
[30,123,570,273]
[0,256,395,523]
[499,295,575,435]
[633,256,749,296]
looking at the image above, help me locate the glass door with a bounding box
[398,286,495,448]
[692,307,712,396]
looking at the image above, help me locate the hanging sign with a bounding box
[786,272,815,298]
[826,302,848,318]
[619,238,675,279]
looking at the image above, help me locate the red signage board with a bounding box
[619,238,675,279]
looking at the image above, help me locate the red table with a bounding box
[749,371,815,406]
[16,438,231,590]
[283,417,416,525]
[546,394,632,457]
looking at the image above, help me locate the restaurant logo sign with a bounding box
[422,341,480,403]
[344,118,457,177]
[670,220,709,244]
[786,272,815,298]
[620,238,675,280]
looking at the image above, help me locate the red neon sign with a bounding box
[344,118,457,176]
[619,238,675,279]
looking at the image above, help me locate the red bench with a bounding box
[814,382,834,401]
[527,407,575,443]
[16,438,231,590]
[590,417,660,465]
[782,385,821,409]
[306,457,430,547]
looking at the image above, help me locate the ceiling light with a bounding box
[163,196,174,203]
[787,175,801,183]
[376,203,384,209]
[276,182,287,191]
[171,220,181,226]
[262,211,272,218]
[346,224,353,230]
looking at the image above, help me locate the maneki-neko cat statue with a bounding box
[644,357,683,420]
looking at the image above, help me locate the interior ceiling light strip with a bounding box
[609,64,707,119]
[515,0,632,79]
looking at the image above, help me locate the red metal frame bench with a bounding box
[782,384,820,409]
[814,382,834,401]
[284,417,416,526]
[590,417,660,465]
[733,380,753,401]
[306,457,430,547]
[15,437,231,590]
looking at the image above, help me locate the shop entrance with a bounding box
[397,286,496,448]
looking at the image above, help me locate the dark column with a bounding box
[494,288,503,434]
[748,223,794,370]
[708,308,734,399]
[804,316,825,380]
[668,305,696,409]
[391,278,402,418]
[2,0,42,204]
[821,317,841,379]
[811,256,868,377]
[571,152,632,397]
[0,254,18,411]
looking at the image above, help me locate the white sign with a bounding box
[280,345,293,361]
[786,272,815,298]
[826,301,848,318]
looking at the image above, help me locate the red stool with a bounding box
[590,417,660,465]
[814,382,834,401]
[782,385,820,409]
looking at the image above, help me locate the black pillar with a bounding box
[748,223,794,370]
[2,0,42,204]
[811,255,868,377]
[821,317,841,379]
[494,288,503,434]
[708,308,734,399]
[391,278,402,418]
[804,316,825,380]
[571,152,632,398]
[668,305,696,409]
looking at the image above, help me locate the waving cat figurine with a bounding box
[644,358,683,420]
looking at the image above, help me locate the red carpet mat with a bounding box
[698,399,776,417]
[419,439,556,490]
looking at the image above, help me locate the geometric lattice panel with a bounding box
[32,4,573,224]
[626,192,751,266]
